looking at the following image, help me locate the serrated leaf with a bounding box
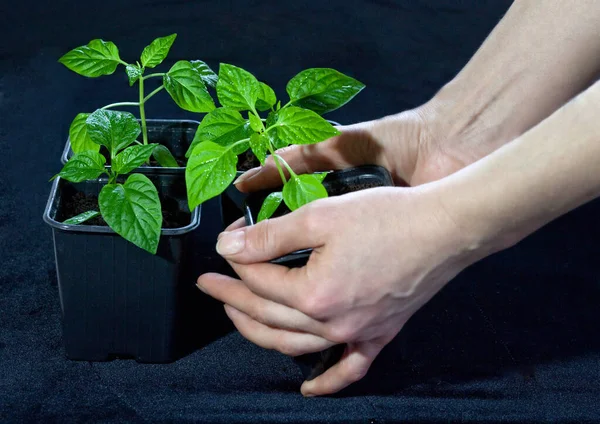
[257,192,283,222]
[141,34,176,68]
[63,210,100,225]
[186,141,237,210]
[217,63,260,111]
[248,113,263,132]
[164,60,215,113]
[113,144,158,174]
[152,145,179,167]
[125,64,143,86]
[54,151,106,183]
[186,107,253,157]
[69,113,99,154]
[190,60,218,88]
[99,174,162,254]
[249,133,268,165]
[86,109,141,154]
[58,39,122,77]
[282,174,328,211]
[286,68,365,115]
[273,106,340,145]
[256,82,277,111]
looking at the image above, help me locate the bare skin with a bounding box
[197,1,600,396]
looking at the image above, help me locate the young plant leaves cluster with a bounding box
[60,34,217,163]
[56,35,219,253]
[53,110,162,254]
[185,65,365,220]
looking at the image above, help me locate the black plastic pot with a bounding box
[43,173,211,363]
[61,119,199,173]
[243,165,394,380]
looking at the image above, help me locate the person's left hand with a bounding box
[197,185,486,396]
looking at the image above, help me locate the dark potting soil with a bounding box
[256,179,384,221]
[237,150,261,171]
[63,191,190,229]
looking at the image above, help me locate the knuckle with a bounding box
[248,219,275,254]
[324,323,356,344]
[346,365,369,383]
[276,337,300,357]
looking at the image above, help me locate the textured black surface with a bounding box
[3,0,600,422]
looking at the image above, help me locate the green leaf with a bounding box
[99,174,162,254]
[286,68,365,115]
[86,109,141,154]
[282,174,328,211]
[58,39,122,77]
[69,113,99,154]
[257,192,283,222]
[54,151,106,183]
[256,82,277,111]
[273,106,340,145]
[217,63,260,111]
[141,33,176,68]
[113,144,158,174]
[248,113,263,132]
[232,140,250,155]
[186,141,237,210]
[125,64,143,86]
[265,110,278,129]
[63,210,100,225]
[186,107,253,158]
[190,60,218,88]
[152,145,179,167]
[164,60,216,113]
[315,172,328,183]
[249,133,268,165]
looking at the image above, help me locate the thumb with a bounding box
[216,207,325,264]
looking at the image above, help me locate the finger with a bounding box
[300,340,384,397]
[234,123,378,193]
[222,217,246,234]
[224,305,334,357]
[216,206,326,264]
[227,260,312,312]
[197,272,323,334]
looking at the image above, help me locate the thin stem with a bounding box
[143,85,164,103]
[118,60,130,67]
[101,102,139,110]
[142,73,165,80]
[139,76,148,146]
[274,154,296,178]
[267,143,287,185]
[250,106,266,132]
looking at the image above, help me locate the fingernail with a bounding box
[303,392,315,398]
[233,167,261,185]
[196,282,206,293]
[216,230,245,256]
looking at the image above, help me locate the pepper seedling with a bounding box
[52,109,165,254]
[59,35,217,164]
[185,65,365,219]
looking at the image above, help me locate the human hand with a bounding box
[197,185,484,396]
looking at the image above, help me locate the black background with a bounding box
[2,1,600,422]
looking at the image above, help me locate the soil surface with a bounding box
[62,191,191,229]
[237,150,261,171]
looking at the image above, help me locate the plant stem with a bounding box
[142,73,165,80]
[268,144,287,184]
[101,102,140,110]
[139,76,148,146]
[143,85,164,103]
[274,154,296,178]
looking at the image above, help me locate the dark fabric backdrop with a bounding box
[2,0,600,422]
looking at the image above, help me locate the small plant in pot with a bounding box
[59,34,218,169]
[184,65,394,379]
[44,36,223,363]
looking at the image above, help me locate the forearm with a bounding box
[439,80,600,255]
[428,0,600,164]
